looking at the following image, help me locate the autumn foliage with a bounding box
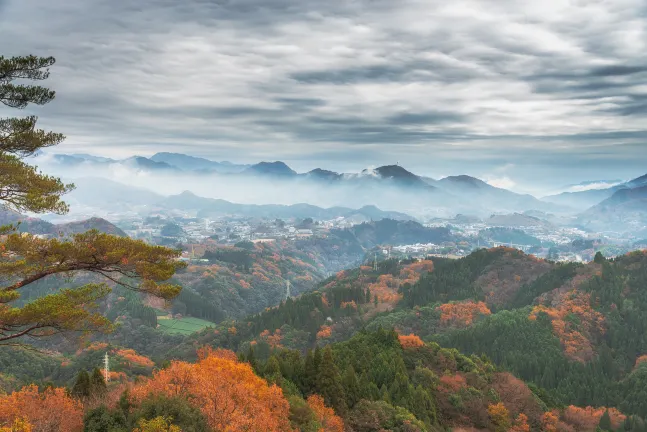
[541,411,559,432]
[317,325,333,340]
[635,354,647,369]
[115,348,155,368]
[529,290,605,362]
[306,395,345,432]
[437,300,491,327]
[398,333,425,348]
[0,385,83,432]
[561,406,626,431]
[130,349,293,431]
[488,402,511,432]
[260,328,283,348]
[509,413,530,432]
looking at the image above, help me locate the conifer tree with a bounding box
[0,55,185,346]
[90,367,107,395]
[316,346,347,415]
[599,409,612,431]
[342,364,360,409]
[71,369,91,398]
[389,372,412,408]
[304,349,317,394]
[264,355,282,384]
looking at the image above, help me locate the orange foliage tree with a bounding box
[0,385,83,432]
[509,413,530,432]
[488,402,511,432]
[130,349,293,432]
[562,406,626,431]
[635,354,647,369]
[306,395,344,432]
[316,325,332,340]
[541,411,559,432]
[437,300,491,327]
[398,333,424,348]
[115,348,155,368]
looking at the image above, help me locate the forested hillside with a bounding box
[157,247,647,426]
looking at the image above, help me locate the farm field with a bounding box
[156,315,215,335]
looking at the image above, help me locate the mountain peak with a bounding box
[440,175,488,188]
[373,165,418,180]
[305,168,341,181]
[246,161,297,176]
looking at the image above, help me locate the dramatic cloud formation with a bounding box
[1,0,645,190]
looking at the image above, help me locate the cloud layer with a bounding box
[1,0,646,191]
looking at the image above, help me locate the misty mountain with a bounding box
[543,172,647,210]
[160,191,415,221]
[65,177,162,207]
[331,218,453,248]
[150,152,248,173]
[578,185,647,231]
[39,151,610,218]
[371,165,433,189]
[485,212,554,228]
[303,168,343,181]
[54,217,127,236]
[122,156,180,172]
[243,161,297,177]
[437,175,570,214]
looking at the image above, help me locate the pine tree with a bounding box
[342,365,360,409]
[316,346,347,415]
[71,370,91,398]
[0,55,184,346]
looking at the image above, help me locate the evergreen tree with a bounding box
[0,55,185,345]
[264,356,282,384]
[304,349,317,394]
[594,251,606,264]
[411,385,437,425]
[380,384,391,404]
[599,409,612,431]
[72,369,91,398]
[90,367,107,395]
[342,365,361,409]
[389,372,412,408]
[316,346,347,415]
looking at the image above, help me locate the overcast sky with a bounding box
[1,0,646,194]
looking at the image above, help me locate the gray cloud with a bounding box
[0,0,645,189]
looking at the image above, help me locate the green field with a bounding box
[157,316,215,335]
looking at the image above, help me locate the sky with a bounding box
[1,0,646,195]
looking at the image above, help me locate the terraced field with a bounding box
[157,316,215,335]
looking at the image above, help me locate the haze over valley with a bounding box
[2,0,647,430]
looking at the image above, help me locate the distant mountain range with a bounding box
[39,152,647,223]
[0,208,126,237]
[543,173,647,210]
[577,184,647,232]
[43,176,418,222]
[158,190,416,221]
